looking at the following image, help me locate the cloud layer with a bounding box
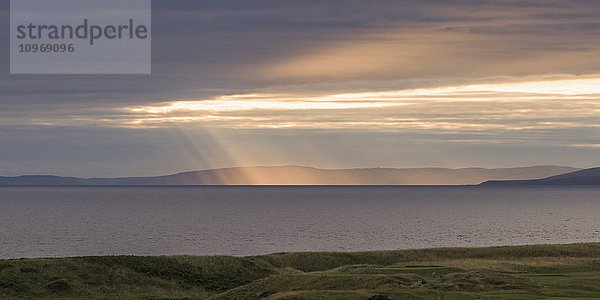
[2,0,600,176]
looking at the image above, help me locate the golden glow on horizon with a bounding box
[129,76,600,113]
[121,76,600,130]
[16,75,598,132]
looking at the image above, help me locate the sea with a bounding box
[1,186,599,259]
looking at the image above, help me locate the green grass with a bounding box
[3,243,600,299]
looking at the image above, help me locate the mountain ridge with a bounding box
[0,165,580,186]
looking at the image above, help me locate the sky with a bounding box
[1,0,600,177]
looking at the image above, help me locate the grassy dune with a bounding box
[2,243,600,299]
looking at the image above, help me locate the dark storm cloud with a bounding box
[3,0,600,106]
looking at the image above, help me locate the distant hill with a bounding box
[0,165,580,186]
[481,167,600,186]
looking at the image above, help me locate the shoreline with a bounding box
[3,240,600,260]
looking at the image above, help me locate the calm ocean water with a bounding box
[1,186,599,259]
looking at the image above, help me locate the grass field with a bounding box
[2,243,600,299]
